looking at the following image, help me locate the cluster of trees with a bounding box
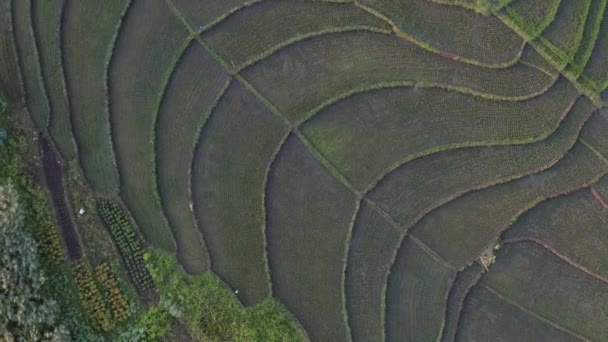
[95,262,131,322]
[0,181,68,341]
[97,200,155,295]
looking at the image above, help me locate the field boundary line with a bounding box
[342,199,362,342]
[353,0,526,69]
[502,237,608,285]
[590,186,608,208]
[185,77,233,273]
[480,284,591,341]
[580,138,608,165]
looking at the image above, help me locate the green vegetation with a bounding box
[144,249,305,341]
[440,263,483,342]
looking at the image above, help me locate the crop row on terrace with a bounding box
[31,0,76,161]
[155,41,229,274]
[191,81,289,305]
[344,90,590,342]
[501,0,561,39]
[566,0,607,76]
[0,0,23,103]
[241,31,556,123]
[97,200,155,297]
[202,0,389,70]
[94,262,131,322]
[503,176,608,279]
[457,285,580,341]
[385,237,455,342]
[301,78,577,190]
[411,141,608,268]
[265,134,358,342]
[479,241,608,340]
[72,260,114,332]
[12,0,49,129]
[582,8,608,88]
[171,0,259,30]
[109,0,190,251]
[61,0,126,194]
[440,263,483,342]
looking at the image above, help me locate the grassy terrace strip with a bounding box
[457,286,581,341]
[440,263,483,342]
[266,135,358,342]
[582,12,608,88]
[347,94,590,341]
[32,0,77,161]
[0,0,24,103]
[503,181,608,280]
[535,0,591,66]
[13,0,50,129]
[385,237,456,342]
[170,0,261,30]
[411,141,608,268]
[301,78,577,190]
[345,200,400,342]
[155,42,229,274]
[203,0,390,70]
[481,242,608,340]
[62,0,126,194]
[109,0,191,251]
[501,0,561,39]
[566,0,607,76]
[242,31,555,122]
[191,81,288,305]
[357,0,524,67]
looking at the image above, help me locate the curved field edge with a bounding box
[0,0,26,103]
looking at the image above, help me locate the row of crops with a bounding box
[3,0,608,340]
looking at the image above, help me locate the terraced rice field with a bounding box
[7,0,608,340]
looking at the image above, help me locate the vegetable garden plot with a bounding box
[441,263,483,342]
[203,0,389,70]
[500,0,561,39]
[385,237,456,342]
[266,134,358,342]
[359,0,524,66]
[156,42,228,274]
[411,141,608,268]
[12,0,49,129]
[368,94,591,228]
[0,0,22,103]
[242,31,555,123]
[191,81,288,305]
[345,200,402,342]
[481,241,608,340]
[301,78,578,190]
[503,186,608,280]
[62,0,125,194]
[109,0,189,251]
[456,286,580,342]
[32,0,76,161]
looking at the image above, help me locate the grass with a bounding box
[440,263,483,342]
[411,141,608,268]
[202,0,389,69]
[191,81,288,305]
[12,0,49,129]
[502,0,561,39]
[62,0,126,194]
[31,0,76,162]
[145,249,305,341]
[155,42,229,274]
[109,0,190,251]
[385,237,456,341]
[359,0,524,66]
[503,183,608,279]
[581,12,608,86]
[457,285,581,341]
[265,134,358,341]
[482,241,608,340]
[301,78,577,190]
[242,31,555,122]
[566,0,607,76]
